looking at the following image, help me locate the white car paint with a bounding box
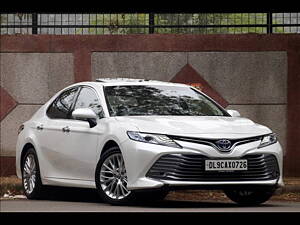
[16,79,284,191]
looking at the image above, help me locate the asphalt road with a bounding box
[1,187,300,212]
[1,199,300,212]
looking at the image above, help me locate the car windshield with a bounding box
[104,85,229,117]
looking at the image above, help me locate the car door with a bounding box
[36,87,79,179]
[38,86,103,181]
[59,86,105,181]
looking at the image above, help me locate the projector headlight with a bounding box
[127,131,182,148]
[258,133,277,148]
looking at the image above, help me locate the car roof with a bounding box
[74,78,190,88]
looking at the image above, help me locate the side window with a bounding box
[73,87,104,119]
[47,87,78,119]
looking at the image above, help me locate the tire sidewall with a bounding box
[21,148,43,199]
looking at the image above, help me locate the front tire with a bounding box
[95,147,169,205]
[224,188,275,206]
[95,147,137,205]
[22,148,45,199]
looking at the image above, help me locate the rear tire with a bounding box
[21,148,46,199]
[224,188,275,206]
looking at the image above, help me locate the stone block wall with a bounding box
[0,34,299,176]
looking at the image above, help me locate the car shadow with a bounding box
[38,187,279,208]
[132,200,239,208]
[131,199,281,208]
[40,186,103,203]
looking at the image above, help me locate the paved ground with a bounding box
[2,184,300,212]
[1,199,300,212]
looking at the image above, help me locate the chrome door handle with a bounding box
[62,126,70,133]
[37,124,43,130]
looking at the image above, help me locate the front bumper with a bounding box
[120,138,284,191]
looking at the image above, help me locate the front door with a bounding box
[55,86,105,180]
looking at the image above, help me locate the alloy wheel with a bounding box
[23,154,37,194]
[100,153,131,200]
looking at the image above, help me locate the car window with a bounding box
[73,87,104,119]
[47,87,78,119]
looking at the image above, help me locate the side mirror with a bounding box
[227,109,241,117]
[72,108,97,128]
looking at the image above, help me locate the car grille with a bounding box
[146,154,280,182]
[167,135,263,152]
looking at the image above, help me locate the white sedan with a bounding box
[16,78,283,205]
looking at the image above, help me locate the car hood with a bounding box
[114,116,271,139]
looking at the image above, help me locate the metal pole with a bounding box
[267,12,272,34]
[149,13,154,34]
[32,13,38,34]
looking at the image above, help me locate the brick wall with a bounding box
[0,34,299,176]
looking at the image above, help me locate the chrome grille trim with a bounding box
[168,135,262,152]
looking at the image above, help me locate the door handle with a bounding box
[62,126,70,133]
[37,124,43,130]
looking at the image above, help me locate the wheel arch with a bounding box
[100,140,120,157]
[20,143,36,168]
[97,139,130,175]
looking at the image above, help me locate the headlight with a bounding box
[127,131,182,148]
[258,133,277,148]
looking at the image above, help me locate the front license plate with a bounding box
[205,159,248,171]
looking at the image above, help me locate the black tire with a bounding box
[21,148,46,199]
[224,188,275,206]
[95,147,138,205]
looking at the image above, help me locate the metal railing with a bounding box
[1,13,299,35]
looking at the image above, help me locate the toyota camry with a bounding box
[16,78,283,205]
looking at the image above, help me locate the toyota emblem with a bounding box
[215,139,232,151]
